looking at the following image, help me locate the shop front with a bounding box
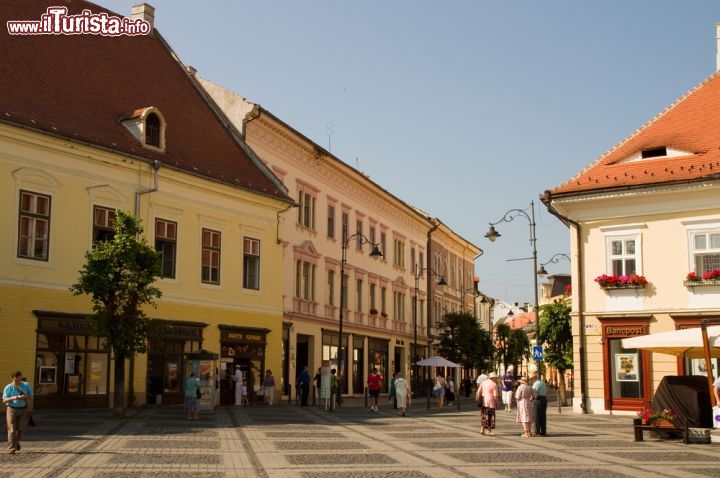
[352,335,365,394]
[219,325,269,405]
[368,336,389,393]
[672,314,720,377]
[146,321,205,405]
[33,311,110,409]
[598,316,652,411]
[321,330,348,393]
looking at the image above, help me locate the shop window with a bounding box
[155,218,177,279]
[18,190,51,261]
[608,340,643,399]
[93,206,116,242]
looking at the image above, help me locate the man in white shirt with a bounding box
[234,366,243,406]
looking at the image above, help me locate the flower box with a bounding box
[369,308,379,316]
[638,407,678,427]
[685,271,720,287]
[595,274,648,289]
[683,279,720,287]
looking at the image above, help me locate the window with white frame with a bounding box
[201,228,221,284]
[295,260,316,300]
[297,189,315,229]
[243,237,260,290]
[327,270,335,306]
[690,229,720,275]
[393,291,406,321]
[607,236,639,276]
[18,190,51,261]
[327,205,335,239]
[393,238,405,268]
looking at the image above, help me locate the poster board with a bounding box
[615,353,639,382]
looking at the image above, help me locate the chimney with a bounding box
[131,3,155,30]
[717,23,720,71]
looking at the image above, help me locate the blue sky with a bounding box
[104,0,719,304]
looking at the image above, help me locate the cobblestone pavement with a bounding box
[1,399,719,477]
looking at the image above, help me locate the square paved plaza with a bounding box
[2,399,718,477]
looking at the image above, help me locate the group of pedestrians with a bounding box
[476,369,548,437]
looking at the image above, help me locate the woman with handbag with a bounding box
[3,371,32,454]
[184,372,200,420]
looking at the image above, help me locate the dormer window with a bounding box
[145,113,161,148]
[641,147,667,159]
[119,106,166,152]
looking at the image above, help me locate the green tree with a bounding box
[539,299,573,405]
[438,312,494,377]
[494,323,531,374]
[71,210,163,417]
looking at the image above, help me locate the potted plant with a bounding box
[369,308,379,316]
[595,274,648,289]
[637,407,678,427]
[380,311,388,318]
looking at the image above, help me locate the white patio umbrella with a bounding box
[621,325,720,359]
[415,356,462,368]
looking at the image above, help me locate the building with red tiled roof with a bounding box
[542,27,720,416]
[0,1,293,410]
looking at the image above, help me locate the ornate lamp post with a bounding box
[485,201,540,371]
[338,233,382,405]
[413,266,446,394]
[537,253,570,277]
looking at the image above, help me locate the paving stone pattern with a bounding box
[0,399,718,477]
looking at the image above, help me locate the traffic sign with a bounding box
[532,345,543,361]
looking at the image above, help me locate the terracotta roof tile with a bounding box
[0,0,290,202]
[550,72,720,196]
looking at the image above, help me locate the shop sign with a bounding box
[39,317,92,333]
[166,324,202,340]
[222,329,267,344]
[605,326,643,336]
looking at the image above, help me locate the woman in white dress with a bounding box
[395,372,411,416]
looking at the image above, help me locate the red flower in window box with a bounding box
[595,274,647,288]
[702,269,720,280]
[565,284,572,296]
[686,272,700,282]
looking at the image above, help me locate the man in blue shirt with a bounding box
[532,374,548,436]
[3,371,33,454]
[297,366,310,406]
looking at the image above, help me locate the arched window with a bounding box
[145,113,161,147]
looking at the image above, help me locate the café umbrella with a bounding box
[621,325,720,359]
[415,356,462,368]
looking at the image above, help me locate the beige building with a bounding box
[199,78,479,395]
[543,50,720,413]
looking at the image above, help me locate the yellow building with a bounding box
[0,2,292,408]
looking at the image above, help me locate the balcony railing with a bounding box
[293,297,317,315]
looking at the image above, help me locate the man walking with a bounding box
[298,366,310,406]
[501,367,515,412]
[367,368,382,412]
[532,374,548,436]
[233,365,243,406]
[3,371,32,454]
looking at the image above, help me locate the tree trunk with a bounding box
[113,352,126,417]
[558,370,567,406]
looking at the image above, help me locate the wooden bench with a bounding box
[633,418,689,444]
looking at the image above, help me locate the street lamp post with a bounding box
[339,233,382,406]
[536,252,570,413]
[413,265,446,395]
[485,200,540,373]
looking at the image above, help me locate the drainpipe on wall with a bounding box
[542,191,587,414]
[130,159,161,407]
[426,221,440,360]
